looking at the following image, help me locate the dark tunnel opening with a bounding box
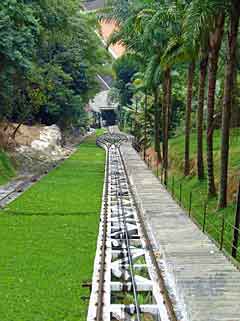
[101,110,117,126]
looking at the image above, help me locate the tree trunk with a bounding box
[0,55,6,127]
[165,68,172,184]
[162,73,167,173]
[197,54,208,180]
[218,3,240,209]
[184,61,195,176]
[154,88,161,163]
[143,93,147,161]
[206,13,225,196]
[11,122,23,140]
[162,68,171,185]
[11,91,30,140]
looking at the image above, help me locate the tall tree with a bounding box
[153,87,162,162]
[0,0,109,140]
[162,67,171,184]
[218,0,240,208]
[206,12,225,196]
[136,1,182,176]
[0,0,39,120]
[184,61,195,176]
[197,48,209,180]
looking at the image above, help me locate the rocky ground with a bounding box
[13,125,73,175]
[0,123,92,207]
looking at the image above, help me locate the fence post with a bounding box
[164,168,168,187]
[179,183,182,205]
[165,171,168,188]
[171,176,175,197]
[232,181,240,258]
[188,191,192,217]
[202,201,207,233]
[220,214,225,251]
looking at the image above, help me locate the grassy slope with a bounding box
[0,134,105,321]
[168,128,240,260]
[0,150,15,185]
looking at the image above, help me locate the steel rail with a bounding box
[118,147,178,321]
[96,146,109,321]
[0,178,36,205]
[0,158,65,206]
[113,147,142,321]
[0,188,19,204]
[94,131,178,321]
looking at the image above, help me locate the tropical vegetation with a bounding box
[103,0,240,212]
[0,0,109,146]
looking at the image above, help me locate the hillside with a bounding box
[166,129,240,258]
[169,129,240,202]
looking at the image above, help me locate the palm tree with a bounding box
[160,2,199,179]
[137,1,183,179]
[184,61,196,176]
[163,50,197,178]
[144,53,163,164]
[184,0,226,195]
[104,0,164,162]
[133,2,175,165]
[153,87,162,162]
[162,67,171,184]
[206,12,225,196]
[197,46,209,180]
[218,0,240,208]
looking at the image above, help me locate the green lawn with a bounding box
[0,134,105,321]
[167,128,240,261]
[0,150,15,186]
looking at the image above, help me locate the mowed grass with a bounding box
[0,134,105,321]
[0,150,15,186]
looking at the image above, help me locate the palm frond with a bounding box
[144,54,162,89]
[161,36,191,67]
[183,0,228,51]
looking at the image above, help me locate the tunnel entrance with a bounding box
[89,90,118,128]
[101,109,117,126]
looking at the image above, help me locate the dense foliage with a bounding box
[0,0,109,131]
[104,0,240,210]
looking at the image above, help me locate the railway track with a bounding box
[87,132,179,321]
[0,175,40,208]
[0,162,61,208]
[0,159,66,208]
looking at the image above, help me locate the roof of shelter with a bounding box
[83,0,105,10]
[89,90,118,113]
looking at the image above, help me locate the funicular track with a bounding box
[87,132,178,321]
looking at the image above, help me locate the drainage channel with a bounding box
[87,133,177,321]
